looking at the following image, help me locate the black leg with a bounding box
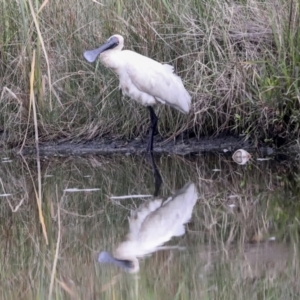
[146,106,158,153]
[148,151,162,197]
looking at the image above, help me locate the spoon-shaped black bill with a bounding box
[83,37,119,63]
[98,251,134,271]
[83,47,104,63]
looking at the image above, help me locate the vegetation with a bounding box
[1,0,300,148]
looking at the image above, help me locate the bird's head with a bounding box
[107,34,124,50]
[83,34,124,63]
[98,251,139,273]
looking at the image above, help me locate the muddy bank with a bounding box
[19,136,272,157]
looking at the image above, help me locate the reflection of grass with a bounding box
[1,0,300,147]
[0,154,299,298]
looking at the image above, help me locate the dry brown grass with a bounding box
[1,0,300,148]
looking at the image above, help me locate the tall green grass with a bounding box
[1,0,300,147]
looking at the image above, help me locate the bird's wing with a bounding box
[128,199,162,239]
[124,52,191,114]
[138,183,198,247]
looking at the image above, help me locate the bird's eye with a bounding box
[107,37,119,45]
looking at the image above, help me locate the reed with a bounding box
[1,0,299,147]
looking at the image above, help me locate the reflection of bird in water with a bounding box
[99,182,198,273]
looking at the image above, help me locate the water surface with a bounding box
[0,153,299,299]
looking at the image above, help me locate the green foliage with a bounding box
[1,0,300,147]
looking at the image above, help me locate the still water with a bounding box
[0,152,299,299]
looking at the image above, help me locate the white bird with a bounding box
[83,34,191,152]
[98,182,198,273]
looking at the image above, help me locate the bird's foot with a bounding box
[146,139,153,153]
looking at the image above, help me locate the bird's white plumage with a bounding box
[111,182,198,272]
[98,35,191,114]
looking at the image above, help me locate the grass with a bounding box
[1,0,300,148]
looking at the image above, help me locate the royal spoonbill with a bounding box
[83,34,191,152]
[98,182,198,273]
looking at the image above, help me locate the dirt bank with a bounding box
[19,136,266,157]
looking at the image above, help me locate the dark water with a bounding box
[0,152,299,299]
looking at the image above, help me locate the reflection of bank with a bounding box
[99,182,198,273]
